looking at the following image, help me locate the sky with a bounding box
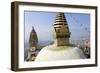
[24,11,90,46]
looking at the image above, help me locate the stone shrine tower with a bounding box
[29,26,38,48]
[53,12,71,46]
[27,26,38,61]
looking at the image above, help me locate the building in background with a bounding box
[83,41,90,58]
[26,27,39,61]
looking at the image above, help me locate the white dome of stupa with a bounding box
[35,12,86,61]
[35,44,86,61]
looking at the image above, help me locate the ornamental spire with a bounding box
[53,12,71,46]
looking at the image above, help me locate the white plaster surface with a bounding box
[35,44,86,61]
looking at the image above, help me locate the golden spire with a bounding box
[54,12,68,25]
[53,12,71,46]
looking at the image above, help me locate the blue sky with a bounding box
[24,11,90,46]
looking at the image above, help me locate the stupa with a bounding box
[35,12,86,61]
